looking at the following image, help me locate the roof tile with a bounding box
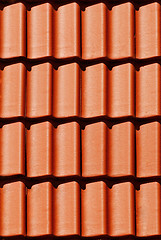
[53,63,80,118]
[136,2,161,59]
[82,122,107,177]
[26,63,52,118]
[0,63,26,118]
[53,122,80,177]
[136,182,161,236]
[0,182,26,237]
[81,181,107,237]
[53,3,80,59]
[0,3,26,58]
[0,122,25,176]
[136,122,161,178]
[27,121,52,178]
[82,3,107,60]
[107,182,135,237]
[107,63,135,118]
[107,2,134,59]
[53,182,80,236]
[81,63,107,118]
[107,122,135,177]
[136,63,161,117]
[27,182,53,237]
[27,3,52,59]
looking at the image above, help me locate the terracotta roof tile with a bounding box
[107,122,135,177]
[136,2,161,59]
[27,182,53,237]
[0,182,26,237]
[107,182,135,237]
[53,122,80,177]
[136,122,161,177]
[107,63,135,118]
[0,63,26,118]
[53,63,80,118]
[81,181,107,237]
[0,3,26,59]
[27,121,52,177]
[0,122,25,176]
[53,181,80,236]
[82,3,107,60]
[136,182,161,237]
[0,0,161,238]
[53,3,80,59]
[107,2,134,59]
[27,3,52,59]
[26,63,52,118]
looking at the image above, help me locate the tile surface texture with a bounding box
[0,0,161,239]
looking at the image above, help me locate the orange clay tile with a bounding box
[81,63,107,118]
[53,182,80,236]
[136,182,161,237]
[27,182,52,237]
[0,63,26,118]
[81,181,107,237]
[0,182,25,237]
[53,3,80,59]
[26,63,52,118]
[136,63,161,117]
[107,2,134,59]
[27,3,52,59]
[82,122,107,177]
[107,182,135,237]
[53,122,80,177]
[107,122,135,177]
[82,3,107,60]
[0,3,26,58]
[136,122,161,177]
[27,122,52,177]
[136,2,161,59]
[107,64,134,118]
[53,63,80,118]
[0,122,25,176]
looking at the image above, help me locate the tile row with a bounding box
[1,62,161,119]
[0,180,160,237]
[0,2,160,60]
[0,121,160,178]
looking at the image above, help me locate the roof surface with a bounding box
[0,0,160,239]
